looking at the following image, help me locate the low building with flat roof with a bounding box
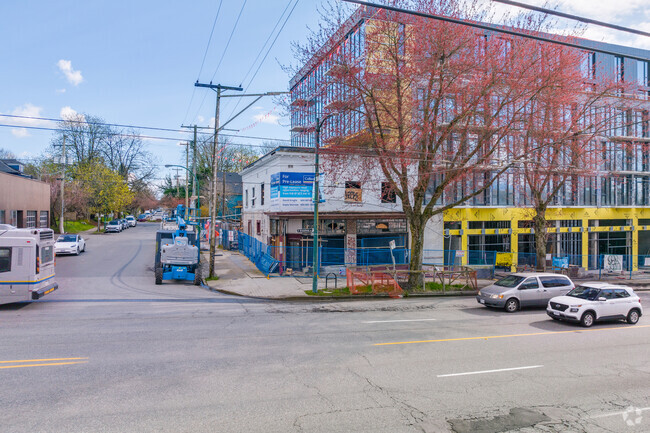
[0,159,51,229]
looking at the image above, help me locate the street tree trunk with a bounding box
[533,207,548,271]
[407,217,425,289]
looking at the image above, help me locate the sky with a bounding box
[0,0,648,184]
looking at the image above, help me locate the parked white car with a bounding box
[126,215,137,227]
[54,234,86,255]
[547,282,643,327]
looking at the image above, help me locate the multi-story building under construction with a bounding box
[286,6,650,272]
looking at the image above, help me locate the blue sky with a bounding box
[1,0,648,183]
[0,0,324,176]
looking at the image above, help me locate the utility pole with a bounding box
[172,168,182,197]
[179,142,190,217]
[195,82,243,279]
[60,135,66,234]
[192,125,198,217]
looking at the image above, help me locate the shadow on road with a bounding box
[460,306,548,318]
[0,302,32,311]
[37,297,269,304]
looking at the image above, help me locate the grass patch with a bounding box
[63,220,96,233]
[306,285,373,296]
[420,282,467,292]
[205,276,220,282]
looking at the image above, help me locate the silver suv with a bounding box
[477,273,575,313]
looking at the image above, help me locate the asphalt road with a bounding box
[1,223,649,433]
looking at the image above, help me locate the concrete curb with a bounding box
[203,282,480,302]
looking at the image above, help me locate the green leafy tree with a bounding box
[75,162,133,231]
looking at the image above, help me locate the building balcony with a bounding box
[290,123,315,133]
[290,98,315,108]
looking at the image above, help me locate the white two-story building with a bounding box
[240,146,443,272]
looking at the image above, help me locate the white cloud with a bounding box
[56,88,66,94]
[485,0,649,48]
[253,113,281,125]
[11,128,29,138]
[197,115,205,124]
[60,106,83,120]
[2,103,46,138]
[57,59,84,86]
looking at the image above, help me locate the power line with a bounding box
[341,0,650,62]
[210,0,248,82]
[492,0,650,38]
[240,0,294,87]
[198,0,225,79]
[226,0,300,121]
[190,1,249,124]
[181,0,225,127]
[6,119,647,167]
[0,113,290,142]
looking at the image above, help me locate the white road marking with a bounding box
[590,407,650,419]
[363,319,437,324]
[437,365,543,378]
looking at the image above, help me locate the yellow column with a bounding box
[581,218,589,270]
[511,224,519,273]
[633,214,639,272]
[461,219,468,266]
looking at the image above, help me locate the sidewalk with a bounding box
[202,249,495,300]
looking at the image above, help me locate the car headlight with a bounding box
[491,294,504,299]
[478,291,482,296]
[569,305,582,313]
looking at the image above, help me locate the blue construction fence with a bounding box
[222,231,650,280]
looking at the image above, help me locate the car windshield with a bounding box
[494,275,525,288]
[109,221,118,225]
[567,286,601,300]
[58,235,77,242]
[127,217,134,220]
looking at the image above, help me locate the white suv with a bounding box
[547,282,642,327]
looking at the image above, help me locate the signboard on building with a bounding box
[270,172,322,211]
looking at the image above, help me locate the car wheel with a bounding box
[505,298,519,313]
[75,247,80,256]
[581,311,595,328]
[627,309,640,325]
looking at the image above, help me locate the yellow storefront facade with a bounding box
[444,207,650,272]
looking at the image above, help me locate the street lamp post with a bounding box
[312,115,336,294]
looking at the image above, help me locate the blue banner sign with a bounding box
[270,172,322,210]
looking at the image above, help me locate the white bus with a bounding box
[0,225,58,305]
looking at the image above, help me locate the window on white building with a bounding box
[381,182,396,203]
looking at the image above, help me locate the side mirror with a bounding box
[598,297,607,302]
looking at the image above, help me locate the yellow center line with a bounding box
[374,324,650,346]
[0,357,88,364]
[0,361,88,370]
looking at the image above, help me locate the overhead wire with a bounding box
[5,119,648,168]
[181,0,225,127]
[191,0,249,125]
[0,113,290,142]
[225,0,301,123]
